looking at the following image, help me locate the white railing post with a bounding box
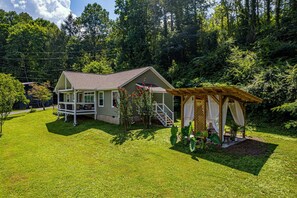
[73,90,77,126]
[57,90,60,119]
[94,91,97,120]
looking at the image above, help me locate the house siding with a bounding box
[95,70,174,125]
[123,69,174,112]
[96,90,119,124]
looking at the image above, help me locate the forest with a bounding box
[0,0,296,129]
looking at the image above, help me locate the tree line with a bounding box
[0,0,296,128]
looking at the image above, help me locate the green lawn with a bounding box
[0,110,296,197]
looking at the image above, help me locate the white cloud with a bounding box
[0,0,72,27]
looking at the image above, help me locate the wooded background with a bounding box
[0,0,296,126]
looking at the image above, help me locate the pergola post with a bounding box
[243,103,246,138]
[203,96,207,130]
[57,91,60,120]
[181,96,184,128]
[194,96,197,132]
[219,95,223,142]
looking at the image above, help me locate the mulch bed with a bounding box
[223,137,270,156]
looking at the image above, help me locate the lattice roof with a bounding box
[166,86,262,103]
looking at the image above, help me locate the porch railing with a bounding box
[153,102,174,127]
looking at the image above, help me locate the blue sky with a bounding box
[0,0,117,26]
[71,0,116,19]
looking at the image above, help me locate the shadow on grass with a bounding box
[110,127,158,145]
[6,114,25,121]
[170,139,278,175]
[248,122,297,138]
[46,116,158,145]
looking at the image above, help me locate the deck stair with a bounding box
[153,103,174,127]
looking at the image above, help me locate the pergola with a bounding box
[166,86,262,141]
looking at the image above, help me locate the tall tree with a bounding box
[61,13,78,37]
[275,0,281,27]
[5,23,47,82]
[115,0,152,69]
[79,3,110,60]
[266,0,271,24]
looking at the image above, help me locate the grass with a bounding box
[0,110,296,197]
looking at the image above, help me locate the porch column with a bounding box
[219,95,223,142]
[162,93,165,111]
[73,90,77,126]
[94,91,97,120]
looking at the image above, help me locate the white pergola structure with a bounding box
[166,86,262,142]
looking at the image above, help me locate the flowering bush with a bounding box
[118,87,133,131]
[133,83,154,129]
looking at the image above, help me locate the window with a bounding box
[111,91,119,108]
[98,91,104,107]
[84,92,94,103]
[77,93,83,103]
[65,93,71,102]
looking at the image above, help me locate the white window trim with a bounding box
[98,91,104,107]
[111,90,119,108]
[84,92,95,103]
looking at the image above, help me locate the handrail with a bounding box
[153,103,174,126]
[155,104,166,125]
[157,103,174,122]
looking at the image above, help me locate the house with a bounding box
[54,67,174,126]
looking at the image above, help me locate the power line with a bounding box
[0,57,76,60]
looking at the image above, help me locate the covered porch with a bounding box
[136,83,174,127]
[166,86,262,145]
[57,89,97,126]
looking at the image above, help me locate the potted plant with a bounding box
[230,121,239,141]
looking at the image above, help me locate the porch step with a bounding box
[154,103,174,127]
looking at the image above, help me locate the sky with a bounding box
[0,0,116,26]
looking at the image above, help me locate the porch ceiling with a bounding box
[136,83,167,93]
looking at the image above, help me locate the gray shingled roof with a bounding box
[63,67,151,90]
